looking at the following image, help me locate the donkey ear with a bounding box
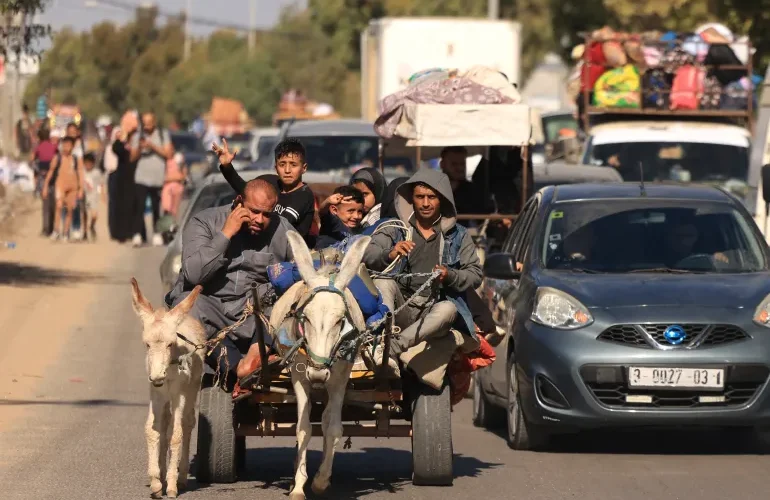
[335,236,371,290]
[167,285,202,325]
[130,278,154,323]
[287,230,317,284]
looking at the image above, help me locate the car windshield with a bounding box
[542,114,578,144]
[172,134,206,154]
[585,140,750,192]
[257,136,277,158]
[541,200,766,273]
[182,185,237,228]
[291,135,413,175]
[225,133,252,156]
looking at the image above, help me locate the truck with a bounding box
[577,29,755,211]
[360,17,522,121]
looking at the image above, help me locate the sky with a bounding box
[39,0,307,36]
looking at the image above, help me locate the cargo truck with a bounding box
[360,17,522,121]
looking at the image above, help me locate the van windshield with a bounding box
[541,200,766,273]
[584,140,750,199]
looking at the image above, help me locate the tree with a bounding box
[0,0,50,57]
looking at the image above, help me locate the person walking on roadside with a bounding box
[129,112,174,247]
[110,116,140,243]
[33,128,58,235]
[42,137,85,242]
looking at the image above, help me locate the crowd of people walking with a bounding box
[23,107,186,246]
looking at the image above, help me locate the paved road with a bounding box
[2,222,770,499]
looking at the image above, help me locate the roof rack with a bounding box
[578,31,754,133]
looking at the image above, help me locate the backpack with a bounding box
[49,154,80,187]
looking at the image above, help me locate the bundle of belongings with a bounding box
[566,24,761,112]
[374,65,523,140]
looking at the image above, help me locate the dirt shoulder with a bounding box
[0,194,135,428]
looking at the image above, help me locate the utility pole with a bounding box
[248,0,256,55]
[183,0,191,61]
[488,0,499,19]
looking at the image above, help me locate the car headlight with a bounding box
[171,254,182,276]
[753,294,770,327]
[531,287,593,330]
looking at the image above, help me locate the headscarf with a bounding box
[381,176,408,219]
[350,167,387,227]
[349,167,386,205]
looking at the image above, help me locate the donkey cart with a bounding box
[196,290,453,487]
[196,350,451,486]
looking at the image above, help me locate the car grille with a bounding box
[581,365,769,409]
[597,324,749,349]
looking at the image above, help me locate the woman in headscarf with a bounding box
[349,167,386,228]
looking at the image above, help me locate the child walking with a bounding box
[42,136,85,242]
[82,153,104,241]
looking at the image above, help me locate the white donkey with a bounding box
[284,231,371,499]
[131,278,206,499]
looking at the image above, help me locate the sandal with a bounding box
[238,354,282,389]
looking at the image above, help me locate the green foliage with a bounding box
[0,0,50,57]
[22,0,767,128]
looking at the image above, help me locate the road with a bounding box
[2,200,770,500]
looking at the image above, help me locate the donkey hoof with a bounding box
[166,488,178,499]
[311,477,330,495]
[288,492,306,500]
[149,480,163,499]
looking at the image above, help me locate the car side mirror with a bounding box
[762,164,770,205]
[483,253,521,280]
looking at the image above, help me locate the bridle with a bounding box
[292,274,362,370]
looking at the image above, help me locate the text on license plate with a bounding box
[627,367,724,389]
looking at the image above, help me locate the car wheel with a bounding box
[506,356,550,451]
[472,370,505,429]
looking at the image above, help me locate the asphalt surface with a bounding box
[3,244,770,500]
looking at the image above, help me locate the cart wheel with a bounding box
[196,386,237,483]
[411,380,453,486]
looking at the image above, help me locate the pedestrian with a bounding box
[129,112,174,247]
[82,152,104,241]
[65,122,87,240]
[33,128,58,236]
[14,104,34,159]
[42,136,85,242]
[110,114,140,243]
[160,151,186,218]
[104,126,121,240]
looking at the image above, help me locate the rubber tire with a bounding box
[472,369,505,429]
[506,356,550,451]
[196,386,237,483]
[411,380,454,486]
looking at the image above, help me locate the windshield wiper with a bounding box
[626,267,700,274]
[568,268,605,274]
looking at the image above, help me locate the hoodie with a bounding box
[363,168,482,336]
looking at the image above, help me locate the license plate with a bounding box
[627,367,724,389]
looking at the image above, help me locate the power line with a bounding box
[84,0,260,33]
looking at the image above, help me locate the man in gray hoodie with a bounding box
[165,174,294,389]
[364,168,482,373]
